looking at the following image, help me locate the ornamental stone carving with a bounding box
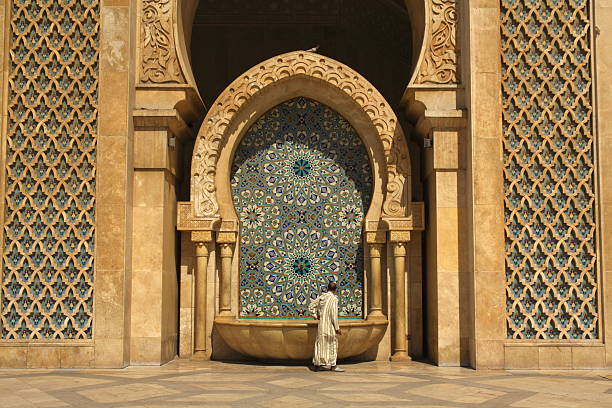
[415,0,459,85]
[383,133,411,218]
[140,0,185,83]
[189,51,411,222]
[2,0,100,340]
[501,0,598,340]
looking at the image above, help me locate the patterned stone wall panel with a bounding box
[231,97,372,319]
[415,0,459,85]
[140,0,184,83]
[501,0,598,339]
[1,0,99,340]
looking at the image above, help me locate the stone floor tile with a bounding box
[322,392,412,402]
[320,382,399,391]
[168,393,259,403]
[407,383,507,404]
[259,395,322,408]
[267,377,321,388]
[0,359,610,407]
[341,406,449,408]
[77,383,180,403]
[509,392,602,408]
[162,373,273,382]
[194,383,265,391]
[22,375,111,391]
[477,376,612,404]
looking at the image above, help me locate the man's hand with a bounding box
[336,329,342,335]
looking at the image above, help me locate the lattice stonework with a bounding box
[502,0,598,339]
[1,0,99,340]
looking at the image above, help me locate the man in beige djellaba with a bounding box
[309,281,345,372]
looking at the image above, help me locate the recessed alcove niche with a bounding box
[178,0,426,361]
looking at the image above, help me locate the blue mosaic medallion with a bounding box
[232,97,372,318]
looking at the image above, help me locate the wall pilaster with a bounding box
[596,0,612,368]
[464,0,506,369]
[130,113,182,364]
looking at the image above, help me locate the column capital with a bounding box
[392,241,407,257]
[191,230,214,243]
[389,231,411,243]
[368,243,384,258]
[194,241,210,258]
[366,231,386,244]
[217,231,237,244]
[219,242,234,258]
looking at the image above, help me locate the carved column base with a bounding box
[192,351,208,360]
[390,351,411,362]
[367,312,387,321]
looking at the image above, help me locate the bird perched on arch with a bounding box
[305,45,320,53]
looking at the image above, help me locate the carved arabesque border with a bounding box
[414,0,459,85]
[140,0,185,84]
[190,51,411,221]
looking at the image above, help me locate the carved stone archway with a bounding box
[189,51,412,222]
[176,51,424,360]
[133,0,461,363]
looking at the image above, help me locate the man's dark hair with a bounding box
[327,281,337,292]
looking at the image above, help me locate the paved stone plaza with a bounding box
[1,360,611,407]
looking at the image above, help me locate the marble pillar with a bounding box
[368,243,386,320]
[219,242,234,317]
[391,241,410,361]
[193,240,210,358]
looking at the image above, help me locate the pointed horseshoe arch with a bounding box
[190,51,412,227]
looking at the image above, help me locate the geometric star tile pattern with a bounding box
[231,97,372,318]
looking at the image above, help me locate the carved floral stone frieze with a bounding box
[415,0,459,85]
[140,0,185,83]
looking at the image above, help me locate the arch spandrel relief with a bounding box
[140,0,185,84]
[412,0,459,86]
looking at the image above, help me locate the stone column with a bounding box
[368,243,385,320]
[403,93,467,366]
[218,242,234,317]
[391,240,410,361]
[131,114,185,365]
[192,234,211,359]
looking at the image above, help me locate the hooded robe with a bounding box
[309,291,339,366]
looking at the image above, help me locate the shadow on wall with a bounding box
[189,0,413,110]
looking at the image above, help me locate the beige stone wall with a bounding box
[598,0,612,369]
[130,131,179,364]
[0,0,136,368]
[0,0,609,370]
[463,0,507,369]
[465,0,611,369]
[94,0,136,369]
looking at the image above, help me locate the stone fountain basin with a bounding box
[215,318,388,360]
